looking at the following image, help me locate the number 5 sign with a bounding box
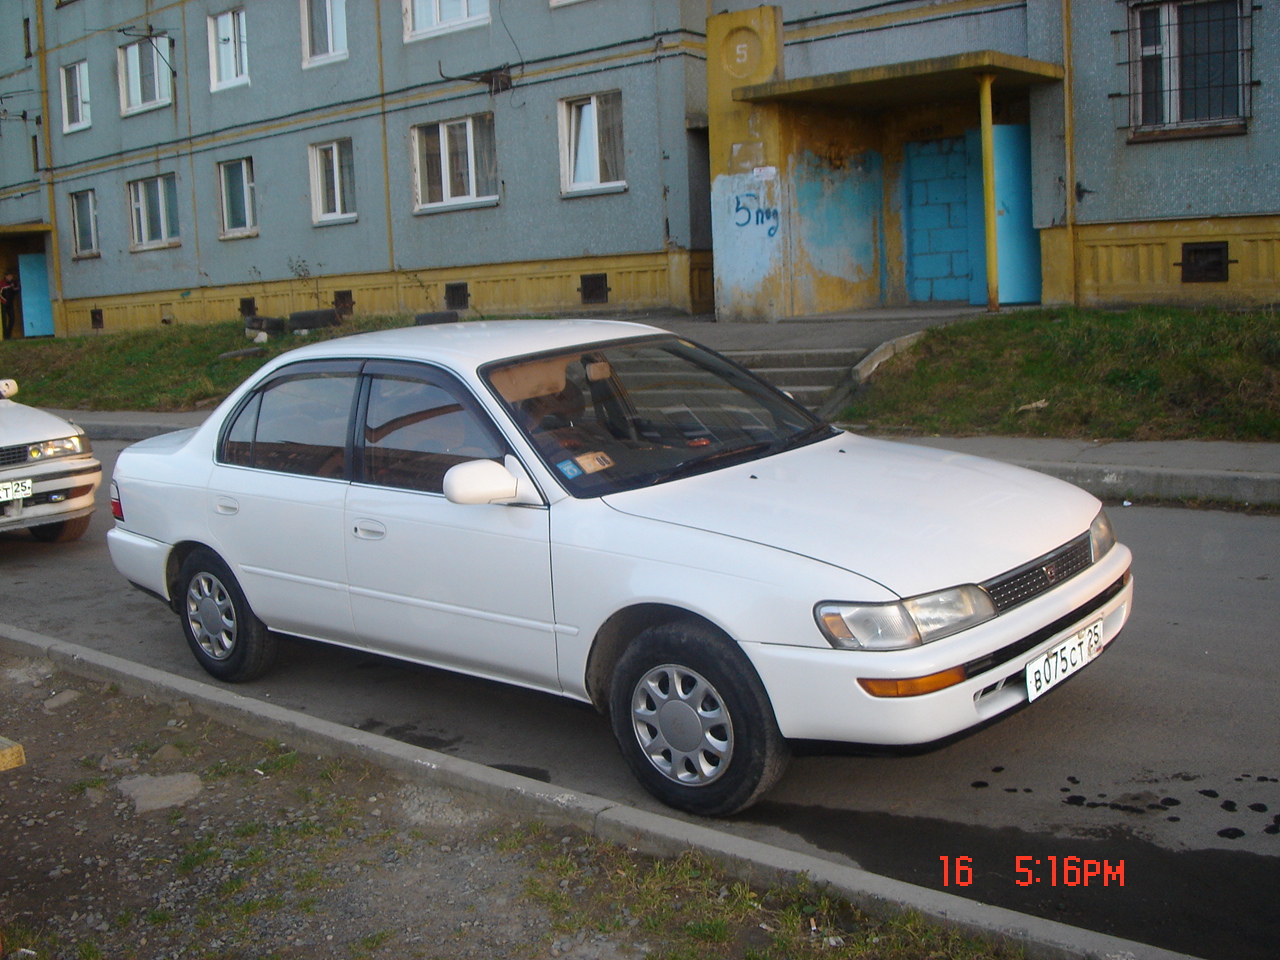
[721,27,763,79]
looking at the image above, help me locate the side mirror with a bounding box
[443,457,542,506]
[0,379,17,400]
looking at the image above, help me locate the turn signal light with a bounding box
[858,666,967,698]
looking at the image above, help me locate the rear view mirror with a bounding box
[0,379,17,399]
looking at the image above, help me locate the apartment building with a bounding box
[706,1,1277,319]
[0,0,713,336]
[1,1,1274,336]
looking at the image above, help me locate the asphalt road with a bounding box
[3,440,1277,960]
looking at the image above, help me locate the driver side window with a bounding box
[360,370,505,493]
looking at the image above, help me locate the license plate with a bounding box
[0,478,32,503]
[1026,618,1106,702]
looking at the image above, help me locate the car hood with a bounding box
[602,434,1100,598]
[0,399,85,448]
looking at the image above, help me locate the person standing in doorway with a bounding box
[0,272,19,340]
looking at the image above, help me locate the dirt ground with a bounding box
[0,651,647,960]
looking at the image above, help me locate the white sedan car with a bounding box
[107,321,1132,815]
[1,378,101,542]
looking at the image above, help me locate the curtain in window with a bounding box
[571,100,598,185]
[308,0,330,56]
[447,121,470,198]
[473,113,497,196]
[338,140,356,213]
[420,126,444,204]
[163,174,180,238]
[1180,0,1238,120]
[596,91,623,184]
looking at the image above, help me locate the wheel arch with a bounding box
[584,603,735,713]
[164,541,219,613]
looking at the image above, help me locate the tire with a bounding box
[177,548,277,682]
[29,514,92,543]
[609,620,789,816]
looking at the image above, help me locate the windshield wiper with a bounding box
[644,442,772,486]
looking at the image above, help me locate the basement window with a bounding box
[579,273,609,305]
[444,282,470,311]
[1177,241,1232,282]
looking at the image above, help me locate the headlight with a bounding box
[816,585,997,651]
[1089,509,1116,562]
[28,435,86,461]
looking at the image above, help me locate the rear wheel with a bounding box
[29,514,92,543]
[609,620,789,816]
[177,548,277,682]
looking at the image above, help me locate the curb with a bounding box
[1,622,1202,960]
[1006,460,1280,507]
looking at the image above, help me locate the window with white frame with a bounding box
[61,61,91,132]
[128,173,180,249]
[413,114,497,210]
[559,91,624,194]
[209,8,249,90]
[219,158,257,237]
[405,0,490,41]
[70,189,99,257]
[119,36,173,114]
[303,0,348,64]
[310,138,356,222]
[1125,0,1252,132]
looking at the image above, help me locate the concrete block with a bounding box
[912,253,952,280]
[930,227,969,254]
[932,276,970,301]
[910,205,948,230]
[909,278,934,301]
[909,154,948,182]
[928,178,967,205]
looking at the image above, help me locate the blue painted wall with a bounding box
[904,138,970,302]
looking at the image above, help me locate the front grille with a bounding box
[0,443,30,468]
[983,534,1093,612]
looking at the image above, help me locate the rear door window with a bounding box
[219,362,360,478]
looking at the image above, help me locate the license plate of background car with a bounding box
[1025,617,1105,702]
[0,478,32,503]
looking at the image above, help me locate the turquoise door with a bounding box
[17,253,54,337]
[965,125,1041,305]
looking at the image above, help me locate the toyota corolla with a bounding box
[107,320,1132,815]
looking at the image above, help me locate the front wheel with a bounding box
[609,620,789,816]
[177,548,277,682]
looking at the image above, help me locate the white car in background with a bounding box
[106,321,1133,815]
[0,378,101,542]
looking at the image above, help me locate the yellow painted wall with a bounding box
[56,251,713,336]
[1041,216,1280,308]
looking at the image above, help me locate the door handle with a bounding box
[352,519,386,540]
[213,496,239,516]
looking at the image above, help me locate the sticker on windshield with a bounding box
[556,459,584,479]
[575,452,615,474]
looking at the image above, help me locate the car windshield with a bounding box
[483,336,835,497]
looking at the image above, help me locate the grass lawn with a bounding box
[0,315,409,411]
[841,307,1280,441]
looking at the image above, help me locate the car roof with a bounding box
[271,319,670,371]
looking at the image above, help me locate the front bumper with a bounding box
[0,456,102,534]
[745,544,1134,744]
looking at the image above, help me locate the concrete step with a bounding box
[720,346,868,414]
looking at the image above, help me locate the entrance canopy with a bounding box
[732,50,1063,109]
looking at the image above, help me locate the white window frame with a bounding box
[118,36,173,115]
[403,0,490,43]
[69,189,99,257]
[558,91,626,196]
[302,0,348,67]
[412,114,498,212]
[309,138,357,223]
[60,60,91,133]
[209,8,249,91]
[218,158,258,238]
[1130,0,1246,130]
[127,173,181,250]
